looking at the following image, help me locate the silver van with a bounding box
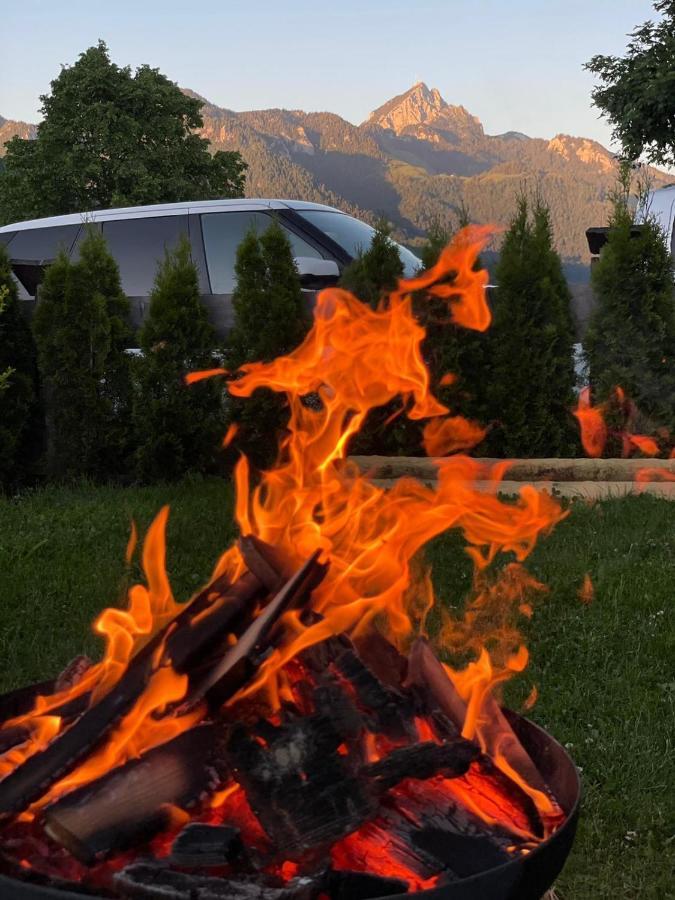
[0,199,420,337]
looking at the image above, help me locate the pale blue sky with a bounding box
[0,0,658,147]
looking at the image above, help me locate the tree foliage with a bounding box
[0,41,247,224]
[226,219,311,469]
[585,174,675,434]
[486,196,578,457]
[339,219,404,309]
[585,1,675,166]
[134,237,224,482]
[0,246,40,488]
[32,230,132,479]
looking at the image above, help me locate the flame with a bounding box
[574,385,672,460]
[578,573,594,605]
[2,227,569,860]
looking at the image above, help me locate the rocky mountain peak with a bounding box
[366,82,482,139]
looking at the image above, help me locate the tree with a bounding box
[585,173,675,435]
[416,209,493,437]
[32,231,132,480]
[134,237,224,482]
[585,1,675,167]
[226,219,311,468]
[486,196,578,457]
[0,246,41,488]
[339,219,404,309]
[0,41,247,224]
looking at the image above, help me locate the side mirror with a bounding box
[294,257,340,288]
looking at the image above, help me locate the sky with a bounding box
[0,0,659,148]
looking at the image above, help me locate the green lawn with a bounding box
[0,480,673,899]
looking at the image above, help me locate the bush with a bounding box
[134,237,224,482]
[585,182,675,436]
[0,246,41,488]
[32,230,132,480]
[226,218,311,469]
[486,196,578,457]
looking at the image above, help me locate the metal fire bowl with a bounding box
[0,684,580,900]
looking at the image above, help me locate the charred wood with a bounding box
[362,740,479,793]
[169,823,245,868]
[42,724,230,863]
[239,535,294,590]
[114,864,320,900]
[0,573,261,817]
[224,715,375,855]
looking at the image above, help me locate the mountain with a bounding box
[2,83,669,261]
[0,114,36,148]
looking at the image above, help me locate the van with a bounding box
[0,199,421,337]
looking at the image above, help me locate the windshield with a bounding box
[297,210,421,278]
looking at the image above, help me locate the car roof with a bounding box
[0,199,343,233]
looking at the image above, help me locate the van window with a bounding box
[102,215,188,296]
[8,225,80,262]
[201,211,324,294]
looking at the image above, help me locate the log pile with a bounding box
[0,540,564,899]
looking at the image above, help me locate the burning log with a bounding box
[405,637,560,818]
[42,724,229,863]
[113,864,320,900]
[189,551,328,709]
[169,823,245,868]
[0,725,30,755]
[239,535,294,590]
[224,714,376,856]
[362,740,479,793]
[0,572,263,817]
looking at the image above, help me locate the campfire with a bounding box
[0,227,580,900]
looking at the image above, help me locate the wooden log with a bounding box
[169,823,244,868]
[405,638,559,812]
[239,535,294,590]
[114,864,321,900]
[334,649,416,741]
[0,725,30,755]
[326,869,409,900]
[224,713,375,856]
[362,740,479,793]
[0,572,263,817]
[42,723,229,863]
[192,552,328,709]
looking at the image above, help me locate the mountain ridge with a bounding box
[2,81,669,259]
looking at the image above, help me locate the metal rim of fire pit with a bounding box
[0,699,581,900]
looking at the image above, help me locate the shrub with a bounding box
[226,218,311,469]
[486,196,578,457]
[134,236,224,482]
[32,231,132,480]
[585,181,675,436]
[0,246,41,488]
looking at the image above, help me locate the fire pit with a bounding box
[0,227,580,899]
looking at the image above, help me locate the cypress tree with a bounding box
[226,218,310,469]
[416,210,493,440]
[0,246,41,488]
[134,236,223,482]
[339,219,404,309]
[486,196,578,457]
[585,180,675,435]
[32,231,132,480]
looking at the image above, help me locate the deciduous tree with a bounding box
[0,41,247,224]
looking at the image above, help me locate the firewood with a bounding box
[239,535,294,590]
[0,572,263,817]
[0,725,30,755]
[362,739,479,793]
[224,713,376,856]
[42,724,229,863]
[191,552,328,709]
[169,823,245,868]
[54,656,93,693]
[334,649,416,740]
[325,869,408,900]
[114,864,321,899]
[352,630,408,691]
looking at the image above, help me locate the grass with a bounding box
[0,480,673,899]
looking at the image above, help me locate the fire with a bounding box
[1,226,570,878]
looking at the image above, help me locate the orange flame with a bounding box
[578,573,594,605]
